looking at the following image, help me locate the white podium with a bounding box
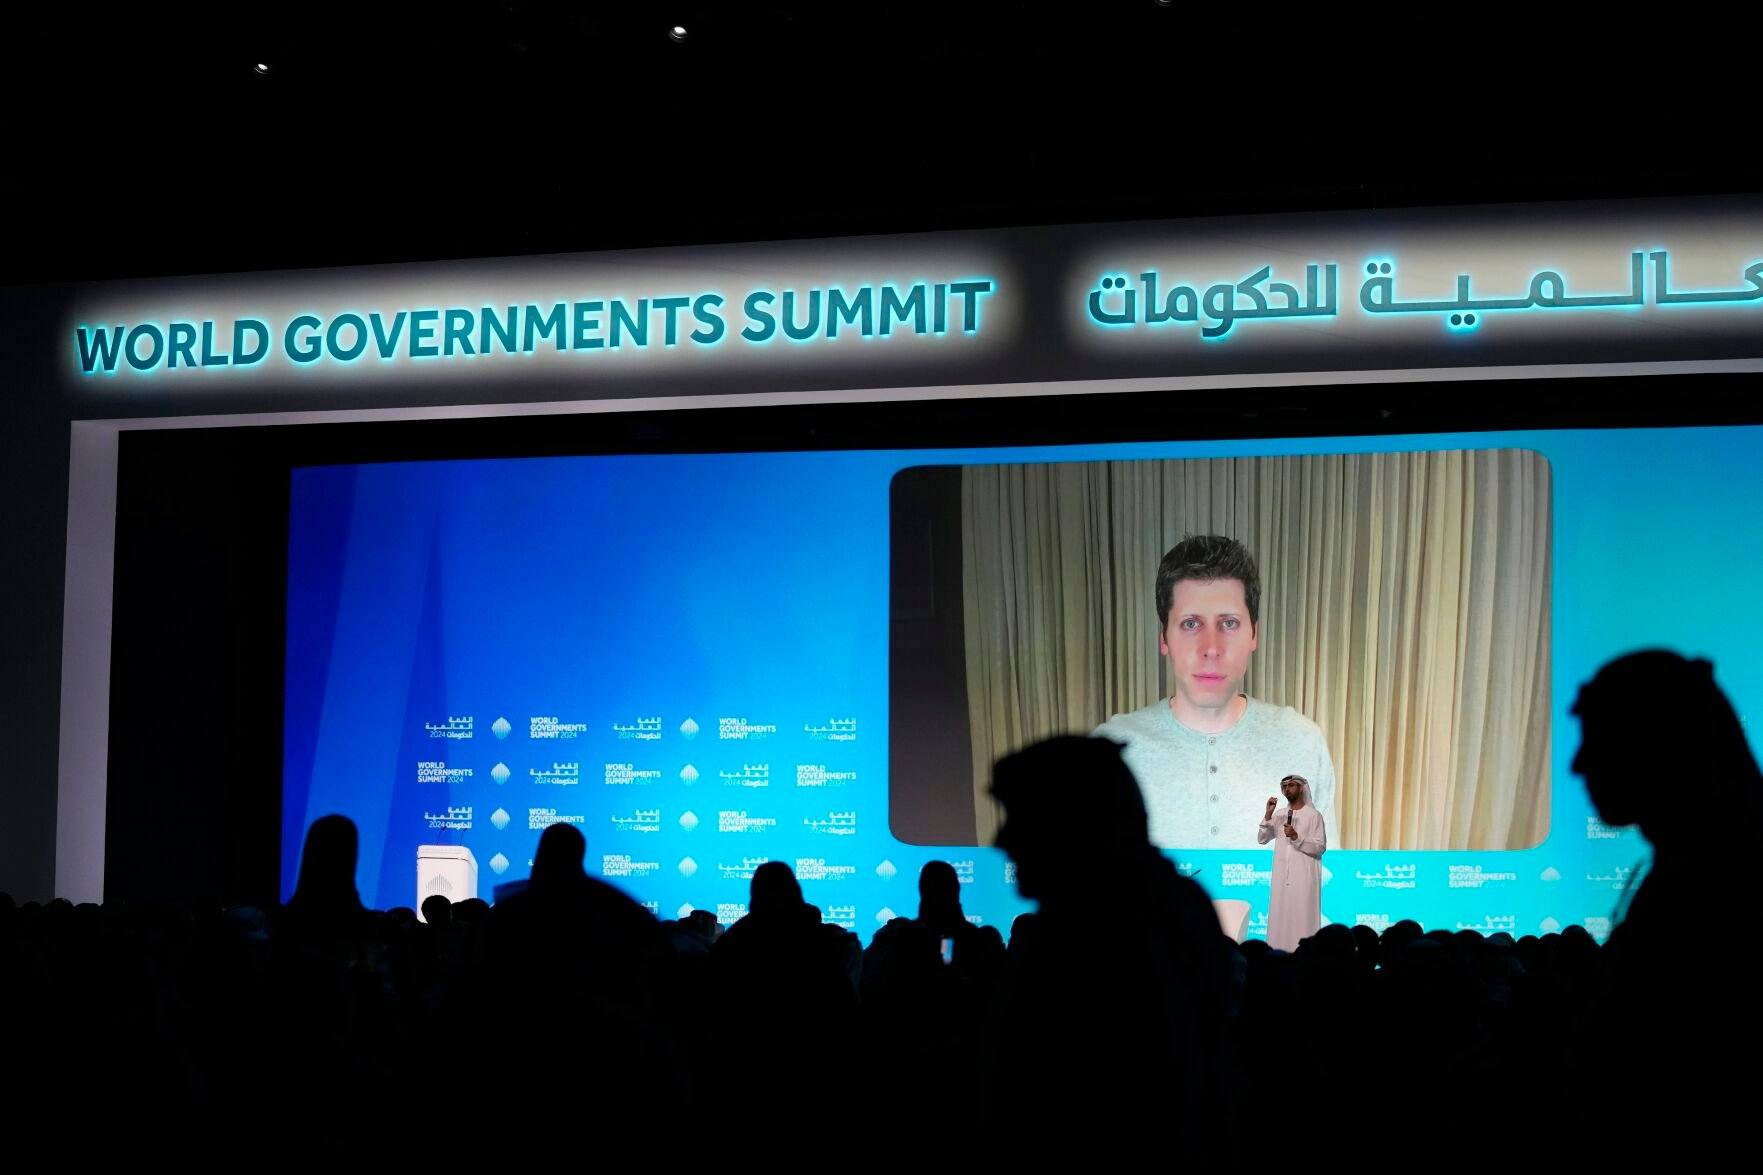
[416,845,479,920]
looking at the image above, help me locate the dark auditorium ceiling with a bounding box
[6,1,1757,284]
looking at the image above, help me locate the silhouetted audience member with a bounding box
[1571,650,1763,1127]
[984,736,1233,1144]
[268,814,397,1108]
[861,861,1007,1096]
[707,862,856,1123]
[481,823,677,1111]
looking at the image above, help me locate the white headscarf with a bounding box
[1280,774,1314,827]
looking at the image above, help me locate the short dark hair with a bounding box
[992,735,1149,849]
[918,860,960,906]
[1155,534,1260,631]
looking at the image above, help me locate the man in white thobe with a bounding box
[1258,773,1325,952]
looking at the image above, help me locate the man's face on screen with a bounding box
[1160,577,1258,716]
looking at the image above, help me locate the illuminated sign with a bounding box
[1084,250,1763,340]
[74,278,999,376]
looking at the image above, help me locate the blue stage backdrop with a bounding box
[283,423,1763,941]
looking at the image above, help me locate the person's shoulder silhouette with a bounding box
[985,736,1231,1140]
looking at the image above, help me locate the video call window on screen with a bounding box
[889,449,1552,852]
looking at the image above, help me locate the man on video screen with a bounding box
[1095,535,1337,850]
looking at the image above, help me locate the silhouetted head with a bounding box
[1350,923,1379,959]
[1572,650,1761,843]
[421,893,453,927]
[918,860,963,924]
[684,909,721,941]
[1380,919,1423,967]
[530,823,588,890]
[993,735,1150,902]
[290,814,361,913]
[1308,922,1356,957]
[749,860,804,917]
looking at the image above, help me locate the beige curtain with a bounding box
[962,451,1551,851]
